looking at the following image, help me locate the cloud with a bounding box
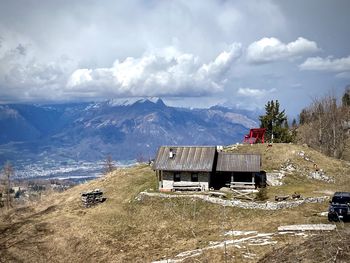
[237,87,276,97]
[0,39,77,102]
[299,56,350,72]
[67,44,242,97]
[336,72,350,79]
[0,0,348,116]
[246,37,319,64]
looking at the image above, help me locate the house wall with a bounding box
[161,171,209,191]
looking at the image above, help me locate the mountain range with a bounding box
[0,98,258,166]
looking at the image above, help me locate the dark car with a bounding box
[328,192,350,222]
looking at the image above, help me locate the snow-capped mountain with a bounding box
[0,98,258,164]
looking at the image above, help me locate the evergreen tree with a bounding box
[342,86,350,107]
[299,109,309,125]
[259,100,292,143]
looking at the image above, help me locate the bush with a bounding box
[256,187,268,201]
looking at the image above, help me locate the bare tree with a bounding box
[298,93,347,159]
[136,153,146,163]
[104,155,115,174]
[2,161,14,210]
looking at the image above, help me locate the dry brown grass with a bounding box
[0,144,349,262]
[258,225,350,263]
[225,143,350,198]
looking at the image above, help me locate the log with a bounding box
[275,195,289,202]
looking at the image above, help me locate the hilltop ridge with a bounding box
[0,143,349,262]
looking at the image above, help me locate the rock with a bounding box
[266,172,285,186]
[319,211,328,217]
[219,187,231,193]
[297,151,314,162]
[308,171,335,183]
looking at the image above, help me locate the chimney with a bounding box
[169,148,175,159]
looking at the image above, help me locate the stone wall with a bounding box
[137,192,329,210]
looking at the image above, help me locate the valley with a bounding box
[0,98,258,180]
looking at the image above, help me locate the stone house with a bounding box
[153,146,263,191]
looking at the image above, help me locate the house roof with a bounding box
[216,152,261,172]
[153,146,216,172]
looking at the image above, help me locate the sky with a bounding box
[0,0,350,116]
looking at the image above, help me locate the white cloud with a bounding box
[246,37,319,64]
[336,72,350,79]
[237,87,276,97]
[0,0,348,116]
[0,37,77,101]
[67,44,242,97]
[299,56,350,72]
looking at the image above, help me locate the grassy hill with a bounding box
[0,143,349,262]
[225,143,350,197]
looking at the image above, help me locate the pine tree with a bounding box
[299,109,309,125]
[342,86,350,107]
[259,100,292,143]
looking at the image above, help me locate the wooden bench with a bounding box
[172,182,202,191]
[227,182,256,189]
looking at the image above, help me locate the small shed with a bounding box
[153,146,216,191]
[213,153,262,189]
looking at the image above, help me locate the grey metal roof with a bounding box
[216,152,261,172]
[153,146,216,172]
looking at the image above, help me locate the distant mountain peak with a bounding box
[107,97,165,107]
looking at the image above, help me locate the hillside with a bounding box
[0,144,349,262]
[225,143,350,196]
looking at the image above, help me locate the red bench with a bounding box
[243,128,266,144]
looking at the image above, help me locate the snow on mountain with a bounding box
[107,97,162,107]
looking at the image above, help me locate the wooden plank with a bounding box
[230,184,255,189]
[278,224,336,231]
[275,195,289,201]
[231,189,255,200]
[173,182,202,187]
[173,186,202,191]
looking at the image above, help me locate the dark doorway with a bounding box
[233,172,253,183]
[210,172,231,190]
[210,172,254,190]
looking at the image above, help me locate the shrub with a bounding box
[256,187,268,201]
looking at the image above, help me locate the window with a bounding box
[174,173,181,182]
[191,173,198,182]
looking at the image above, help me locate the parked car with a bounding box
[328,192,350,222]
